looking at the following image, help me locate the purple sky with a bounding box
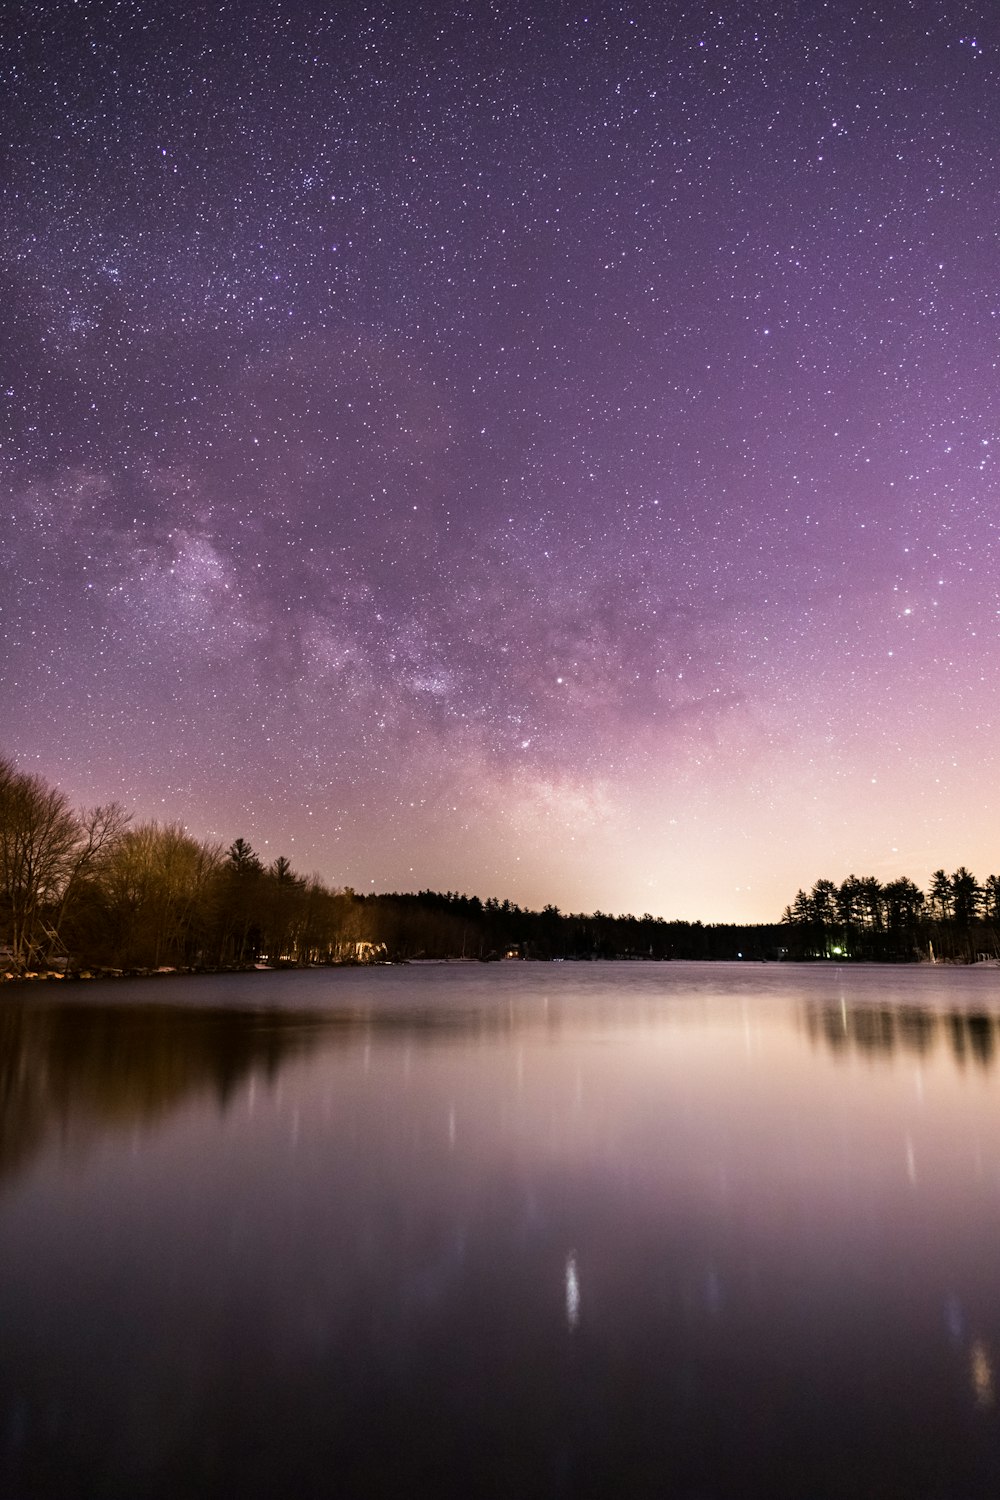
[3,1,999,921]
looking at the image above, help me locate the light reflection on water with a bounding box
[2,961,1000,1498]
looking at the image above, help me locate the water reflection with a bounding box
[0,999,333,1189]
[4,985,1000,1201]
[0,984,557,1191]
[4,968,1000,1498]
[565,1253,580,1331]
[804,1000,1000,1068]
[972,1340,996,1409]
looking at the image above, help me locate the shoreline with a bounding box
[5,954,999,985]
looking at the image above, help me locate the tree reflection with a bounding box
[0,990,551,1191]
[804,1002,1000,1070]
[0,1000,333,1190]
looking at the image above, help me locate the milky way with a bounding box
[3,2,999,920]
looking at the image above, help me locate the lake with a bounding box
[3,960,1000,1498]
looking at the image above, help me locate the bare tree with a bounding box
[53,802,131,937]
[100,822,222,967]
[0,755,81,966]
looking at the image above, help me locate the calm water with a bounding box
[3,961,1000,1498]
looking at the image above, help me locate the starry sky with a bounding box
[3,1,999,922]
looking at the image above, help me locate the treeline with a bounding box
[0,752,785,973]
[3,753,997,973]
[0,754,367,972]
[782,870,1000,962]
[346,888,787,964]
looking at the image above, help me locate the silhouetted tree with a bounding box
[983,875,1000,924]
[951,868,982,929]
[929,869,952,921]
[0,757,129,967]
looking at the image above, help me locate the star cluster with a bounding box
[3,1,999,919]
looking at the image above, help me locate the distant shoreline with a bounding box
[5,954,1000,987]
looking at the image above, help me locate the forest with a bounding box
[0,753,997,975]
[781,871,1000,963]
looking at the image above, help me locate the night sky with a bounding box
[3,1,999,922]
